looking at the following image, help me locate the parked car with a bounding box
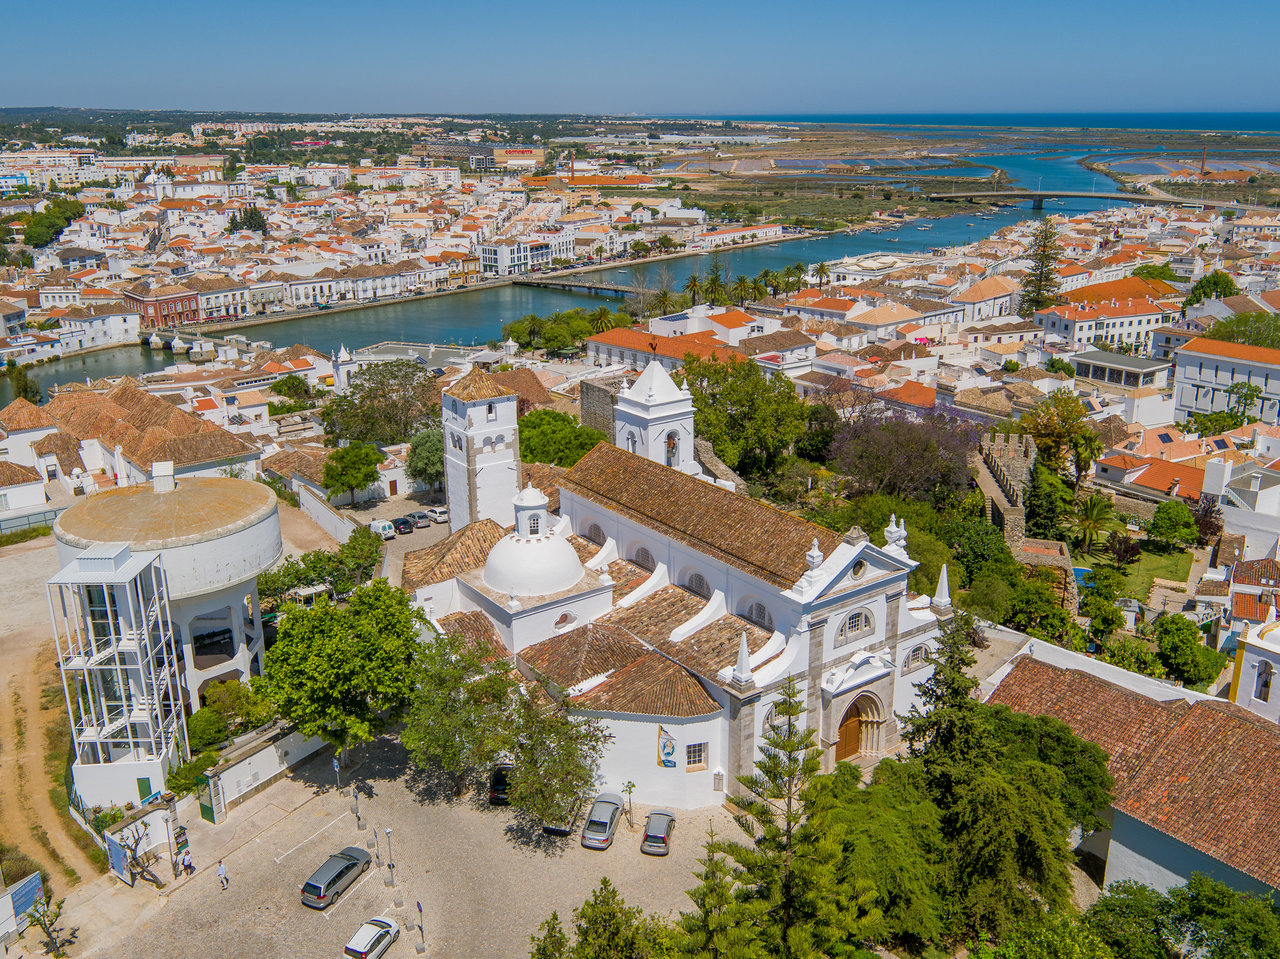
[424,505,449,524]
[580,792,623,850]
[392,517,415,535]
[368,519,395,541]
[343,916,400,959]
[300,846,372,909]
[488,762,513,805]
[640,810,675,856]
[542,793,586,837]
[406,511,433,528]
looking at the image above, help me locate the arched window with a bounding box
[903,644,928,673]
[528,514,540,536]
[626,431,638,454]
[665,430,679,468]
[451,399,458,415]
[1257,662,1274,703]
[632,546,656,572]
[685,572,710,599]
[486,402,496,422]
[743,601,773,631]
[585,523,605,545]
[835,608,874,648]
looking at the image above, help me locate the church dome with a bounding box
[482,528,584,597]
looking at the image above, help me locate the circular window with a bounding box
[851,559,867,578]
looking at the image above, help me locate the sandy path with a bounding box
[0,535,97,886]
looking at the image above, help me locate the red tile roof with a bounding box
[586,326,737,363]
[877,381,937,408]
[1179,337,1280,366]
[570,651,721,718]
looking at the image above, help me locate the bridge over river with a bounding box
[928,189,1273,212]
[512,277,645,298]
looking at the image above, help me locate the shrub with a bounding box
[186,707,229,752]
[165,751,220,797]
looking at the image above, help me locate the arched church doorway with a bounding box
[835,700,862,762]
[835,694,882,762]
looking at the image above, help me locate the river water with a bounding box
[6,149,1129,404]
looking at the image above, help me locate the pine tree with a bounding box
[720,676,882,959]
[679,826,768,959]
[1018,218,1062,315]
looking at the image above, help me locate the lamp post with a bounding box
[352,784,364,830]
[161,814,177,879]
[332,755,341,791]
[385,827,395,887]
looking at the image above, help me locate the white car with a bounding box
[423,505,449,524]
[344,916,400,959]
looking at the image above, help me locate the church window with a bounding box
[451,399,457,415]
[486,402,496,422]
[626,431,638,454]
[685,742,707,770]
[632,546,656,572]
[665,431,679,468]
[450,432,463,450]
[851,559,867,579]
[903,645,928,673]
[685,572,711,599]
[528,514,540,536]
[1257,662,1274,703]
[585,523,605,545]
[835,608,874,647]
[743,601,773,631]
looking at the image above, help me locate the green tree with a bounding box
[530,912,570,959]
[1100,637,1166,679]
[973,911,1115,959]
[1203,311,1280,350]
[505,693,612,828]
[1084,880,1170,959]
[202,679,276,732]
[1024,463,1072,540]
[1019,219,1062,315]
[729,275,752,306]
[6,364,42,404]
[1226,380,1264,420]
[1155,614,1225,687]
[1146,500,1197,551]
[1168,872,1280,959]
[186,706,229,752]
[532,878,669,959]
[263,581,423,759]
[322,359,439,445]
[406,428,445,486]
[271,373,311,400]
[813,262,830,289]
[322,441,382,506]
[24,895,74,958]
[678,825,768,959]
[680,354,806,475]
[720,677,882,958]
[1133,262,1178,282]
[1070,428,1104,494]
[1020,390,1088,475]
[683,273,703,307]
[519,409,606,467]
[1184,270,1238,308]
[1071,493,1119,556]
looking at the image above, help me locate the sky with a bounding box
[7,0,1278,116]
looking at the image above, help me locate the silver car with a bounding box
[640,810,675,856]
[580,792,623,850]
[300,845,371,909]
[344,916,400,959]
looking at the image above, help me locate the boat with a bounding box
[966,222,975,226]
[887,237,899,242]
[917,225,932,231]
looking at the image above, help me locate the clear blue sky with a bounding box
[9,0,1277,115]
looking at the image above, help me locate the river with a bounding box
[4,148,1130,404]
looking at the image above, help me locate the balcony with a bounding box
[191,629,236,670]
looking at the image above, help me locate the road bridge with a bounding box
[928,189,1274,212]
[512,277,644,298]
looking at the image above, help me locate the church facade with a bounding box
[404,363,949,809]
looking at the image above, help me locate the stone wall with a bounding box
[578,375,627,436]
[1112,493,1160,523]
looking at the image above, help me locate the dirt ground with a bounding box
[277,502,340,555]
[0,534,98,889]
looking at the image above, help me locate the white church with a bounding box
[404,361,951,809]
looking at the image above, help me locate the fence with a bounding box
[0,506,64,535]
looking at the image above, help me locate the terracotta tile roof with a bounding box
[561,444,841,589]
[990,656,1280,890]
[877,381,937,409]
[401,519,506,593]
[444,368,513,402]
[648,614,772,681]
[602,584,708,640]
[1232,592,1275,622]
[490,368,553,408]
[1128,457,1204,501]
[436,610,509,663]
[0,460,42,487]
[1179,337,1280,366]
[1065,276,1179,304]
[585,326,738,364]
[605,559,649,603]
[32,430,85,474]
[570,651,721,718]
[738,330,815,355]
[565,534,602,565]
[0,398,55,432]
[261,447,330,487]
[953,274,1018,303]
[1233,558,1280,587]
[520,461,566,514]
[519,623,648,688]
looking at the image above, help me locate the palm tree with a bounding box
[792,262,808,287]
[683,273,702,306]
[782,264,802,294]
[750,276,767,302]
[1070,429,1104,494]
[1072,493,1119,556]
[704,272,726,306]
[762,269,781,297]
[814,262,831,289]
[588,306,613,334]
[730,276,752,306]
[523,312,544,346]
[654,289,674,316]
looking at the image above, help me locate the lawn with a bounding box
[1122,548,1193,602]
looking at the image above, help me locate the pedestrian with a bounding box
[217,859,227,890]
[182,850,193,876]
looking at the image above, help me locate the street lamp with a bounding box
[352,785,364,830]
[385,827,395,887]
[161,814,177,879]
[332,755,341,791]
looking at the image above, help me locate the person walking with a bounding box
[182,850,193,876]
[217,859,228,890]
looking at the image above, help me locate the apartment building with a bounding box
[1174,338,1280,426]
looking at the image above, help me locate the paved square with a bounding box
[88,737,740,959]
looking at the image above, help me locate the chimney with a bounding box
[153,460,175,494]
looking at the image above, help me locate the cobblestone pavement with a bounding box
[80,737,739,959]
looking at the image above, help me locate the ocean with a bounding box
[657,113,1280,134]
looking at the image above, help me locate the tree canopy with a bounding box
[829,411,979,505]
[1018,219,1062,315]
[1203,311,1280,350]
[1147,500,1198,551]
[322,441,383,506]
[323,359,440,445]
[262,580,423,756]
[1184,270,1239,308]
[680,354,806,475]
[518,409,606,467]
[406,428,445,486]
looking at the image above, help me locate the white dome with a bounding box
[483,530,584,597]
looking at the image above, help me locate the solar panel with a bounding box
[1157,432,1173,443]
[1214,439,1229,450]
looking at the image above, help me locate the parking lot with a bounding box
[89,737,739,959]
[339,492,452,587]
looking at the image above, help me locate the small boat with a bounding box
[966,222,975,226]
[887,237,899,242]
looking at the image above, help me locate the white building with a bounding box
[57,304,141,352]
[1175,337,1280,427]
[443,369,522,532]
[1230,617,1280,725]
[1035,299,1174,349]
